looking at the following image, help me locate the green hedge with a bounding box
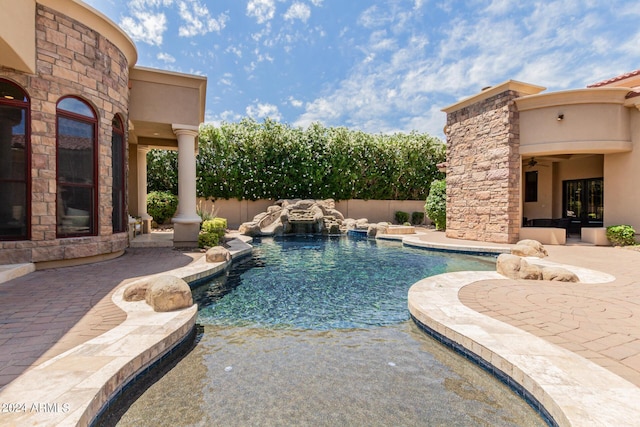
[146,191,178,224]
[147,118,445,201]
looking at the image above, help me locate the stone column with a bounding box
[172,124,202,247]
[136,145,152,233]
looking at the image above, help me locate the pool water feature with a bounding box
[111,236,548,426]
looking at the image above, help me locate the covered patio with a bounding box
[442,71,640,246]
[127,67,207,247]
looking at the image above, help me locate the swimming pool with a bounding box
[109,236,547,426]
[194,235,496,329]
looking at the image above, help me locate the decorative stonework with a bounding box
[0,5,131,264]
[443,87,524,244]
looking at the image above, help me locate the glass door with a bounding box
[563,178,603,233]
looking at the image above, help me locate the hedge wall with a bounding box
[147,118,445,201]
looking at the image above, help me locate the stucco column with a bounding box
[172,124,202,247]
[136,145,152,233]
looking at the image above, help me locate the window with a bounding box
[112,115,126,233]
[0,79,30,241]
[525,171,538,203]
[57,97,97,237]
[563,178,603,221]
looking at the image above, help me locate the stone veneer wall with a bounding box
[0,5,129,264]
[444,90,521,244]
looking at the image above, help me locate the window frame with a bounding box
[0,78,31,241]
[111,114,126,233]
[56,96,98,238]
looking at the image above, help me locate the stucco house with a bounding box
[442,70,640,245]
[0,0,206,267]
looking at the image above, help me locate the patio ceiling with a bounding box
[129,66,207,149]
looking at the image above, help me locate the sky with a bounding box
[83,0,640,140]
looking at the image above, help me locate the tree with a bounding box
[425,179,446,230]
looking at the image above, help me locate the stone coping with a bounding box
[0,263,35,285]
[408,262,640,426]
[0,238,252,427]
[402,234,511,255]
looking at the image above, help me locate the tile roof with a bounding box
[588,69,640,88]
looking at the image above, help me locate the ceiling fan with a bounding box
[526,157,548,168]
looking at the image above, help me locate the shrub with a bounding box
[606,225,637,246]
[197,199,218,222]
[198,232,220,248]
[202,217,227,233]
[425,179,446,230]
[411,211,424,225]
[198,218,228,249]
[395,211,409,224]
[147,191,178,224]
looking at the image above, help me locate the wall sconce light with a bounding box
[557,113,564,121]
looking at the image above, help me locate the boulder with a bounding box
[327,223,341,234]
[542,267,579,282]
[238,222,261,236]
[518,262,543,280]
[343,218,357,230]
[512,240,548,258]
[145,275,193,312]
[367,224,380,238]
[496,254,523,279]
[496,254,543,280]
[206,246,231,263]
[123,281,150,302]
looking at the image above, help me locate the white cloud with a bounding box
[246,101,282,121]
[288,96,303,108]
[358,6,393,29]
[205,110,243,126]
[128,0,173,8]
[218,73,233,86]
[284,3,311,22]
[157,52,175,62]
[247,0,276,24]
[120,12,167,46]
[177,0,228,37]
[225,45,243,58]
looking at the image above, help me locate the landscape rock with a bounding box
[123,281,150,302]
[496,254,542,280]
[512,240,548,258]
[497,253,579,282]
[206,246,231,263]
[518,262,543,280]
[496,254,523,279]
[145,275,193,312]
[542,267,579,282]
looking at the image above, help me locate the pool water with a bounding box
[109,236,548,426]
[194,235,496,329]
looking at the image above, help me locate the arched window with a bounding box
[0,79,30,241]
[56,97,97,237]
[112,115,126,233]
